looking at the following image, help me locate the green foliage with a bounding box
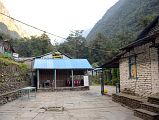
[0,55,19,66]
[90,68,120,86]
[10,33,54,57]
[103,69,111,85]
[57,30,89,59]
[0,55,28,72]
[88,33,116,65]
[87,0,159,61]
[92,63,99,68]
[102,68,120,86]
[79,0,159,66]
[111,68,120,85]
[114,31,135,48]
[19,63,28,73]
[91,75,100,85]
[138,15,156,27]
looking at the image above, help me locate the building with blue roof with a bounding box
[33,52,92,89]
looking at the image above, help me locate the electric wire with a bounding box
[0,12,117,53]
[0,12,66,39]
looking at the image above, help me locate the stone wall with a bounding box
[135,43,152,97]
[151,36,159,95]
[0,60,30,104]
[119,40,159,97]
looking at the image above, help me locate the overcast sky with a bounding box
[2,0,118,44]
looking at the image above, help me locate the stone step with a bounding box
[134,109,159,120]
[148,96,159,105]
[112,93,146,109]
[141,102,159,114]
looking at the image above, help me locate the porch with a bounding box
[33,59,92,90]
[37,69,88,89]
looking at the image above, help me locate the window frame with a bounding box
[128,55,137,79]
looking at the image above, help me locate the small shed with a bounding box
[33,59,92,89]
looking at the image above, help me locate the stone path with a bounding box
[92,85,116,96]
[0,86,142,120]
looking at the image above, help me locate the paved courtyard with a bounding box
[0,86,142,120]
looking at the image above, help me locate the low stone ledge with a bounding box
[148,96,159,105]
[38,86,89,92]
[112,93,146,109]
[0,89,22,105]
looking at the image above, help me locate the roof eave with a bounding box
[33,68,92,70]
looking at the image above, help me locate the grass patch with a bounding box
[0,55,28,72]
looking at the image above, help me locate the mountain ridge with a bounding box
[86,0,159,43]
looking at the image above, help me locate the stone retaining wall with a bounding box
[0,60,30,105]
[0,89,22,105]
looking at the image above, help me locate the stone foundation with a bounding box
[38,86,89,92]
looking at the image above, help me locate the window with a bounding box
[129,56,137,79]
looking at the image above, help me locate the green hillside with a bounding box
[87,0,159,44]
[57,0,159,66]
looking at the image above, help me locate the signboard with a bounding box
[84,76,89,86]
[52,52,63,59]
[52,55,63,58]
[13,53,19,58]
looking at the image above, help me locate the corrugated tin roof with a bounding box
[33,59,92,69]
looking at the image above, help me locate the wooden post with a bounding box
[72,70,74,88]
[37,69,39,89]
[31,60,33,86]
[101,69,104,95]
[54,69,56,89]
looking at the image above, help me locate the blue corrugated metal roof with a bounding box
[33,59,92,69]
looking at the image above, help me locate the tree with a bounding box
[88,33,113,65]
[138,15,156,28]
[10,33,54,57]
[57,30,89,59]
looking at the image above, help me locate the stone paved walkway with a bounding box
[92,85,116,96]
[0,86,142,120]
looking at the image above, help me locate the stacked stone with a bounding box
[0,62,30,105]
[112,93,144,109]
[120,41,159,97]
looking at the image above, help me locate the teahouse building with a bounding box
[101,15,159,97]
[33,52,92,89]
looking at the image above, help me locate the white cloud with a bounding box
[2,0,118,44]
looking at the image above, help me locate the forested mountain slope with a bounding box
[87,0,159,43]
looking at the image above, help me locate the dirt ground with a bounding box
[0,86,142,120]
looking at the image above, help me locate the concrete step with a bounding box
[142,102,159,114]
[134,109,159,120]
[148,96,159,105]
